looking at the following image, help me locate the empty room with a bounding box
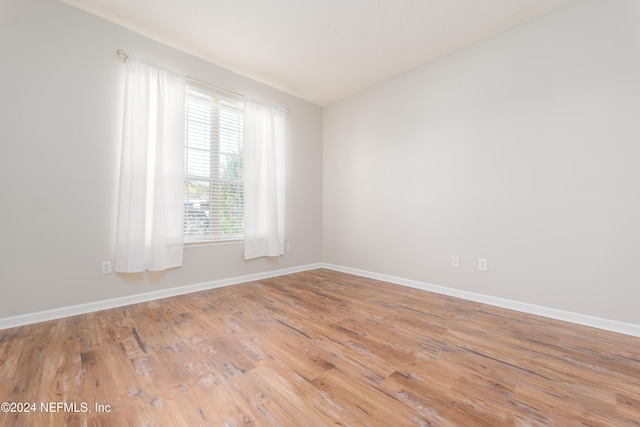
[1,0,640,425]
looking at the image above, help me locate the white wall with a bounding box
[0,0,323,318]
[323,0,640,325]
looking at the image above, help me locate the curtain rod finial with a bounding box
[116,49,129,61]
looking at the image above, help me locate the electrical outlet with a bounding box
[285,243,291,252]
[478,258,488,272]
[101,261,112,274]
[451,256,460,268]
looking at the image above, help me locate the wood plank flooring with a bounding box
[1,268,640,426]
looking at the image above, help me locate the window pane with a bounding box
[186,147,210,178]
[220,183,243,237]
[184,180,211,238]
[185,96,211,151]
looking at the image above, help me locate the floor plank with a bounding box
[1,268,640,426]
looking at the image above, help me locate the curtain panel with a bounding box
[115,58,185,273]
[243,99,286,259]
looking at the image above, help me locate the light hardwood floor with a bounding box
[1,269,640,426]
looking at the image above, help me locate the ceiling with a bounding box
[60,0,581,106]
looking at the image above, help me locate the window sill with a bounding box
[184,238,244,248]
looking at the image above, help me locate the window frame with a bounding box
[183,80,244,243]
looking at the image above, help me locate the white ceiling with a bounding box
[60,0,581,106]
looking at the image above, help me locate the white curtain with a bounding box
[243,99,286,259]
[115,57,185,273]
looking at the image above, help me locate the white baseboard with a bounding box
[0,263,324,331]
[4,262,639,339]
[321,263,640,338]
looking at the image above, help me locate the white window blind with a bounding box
[184,82,244,241]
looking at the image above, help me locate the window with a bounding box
[184,82,244,242]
